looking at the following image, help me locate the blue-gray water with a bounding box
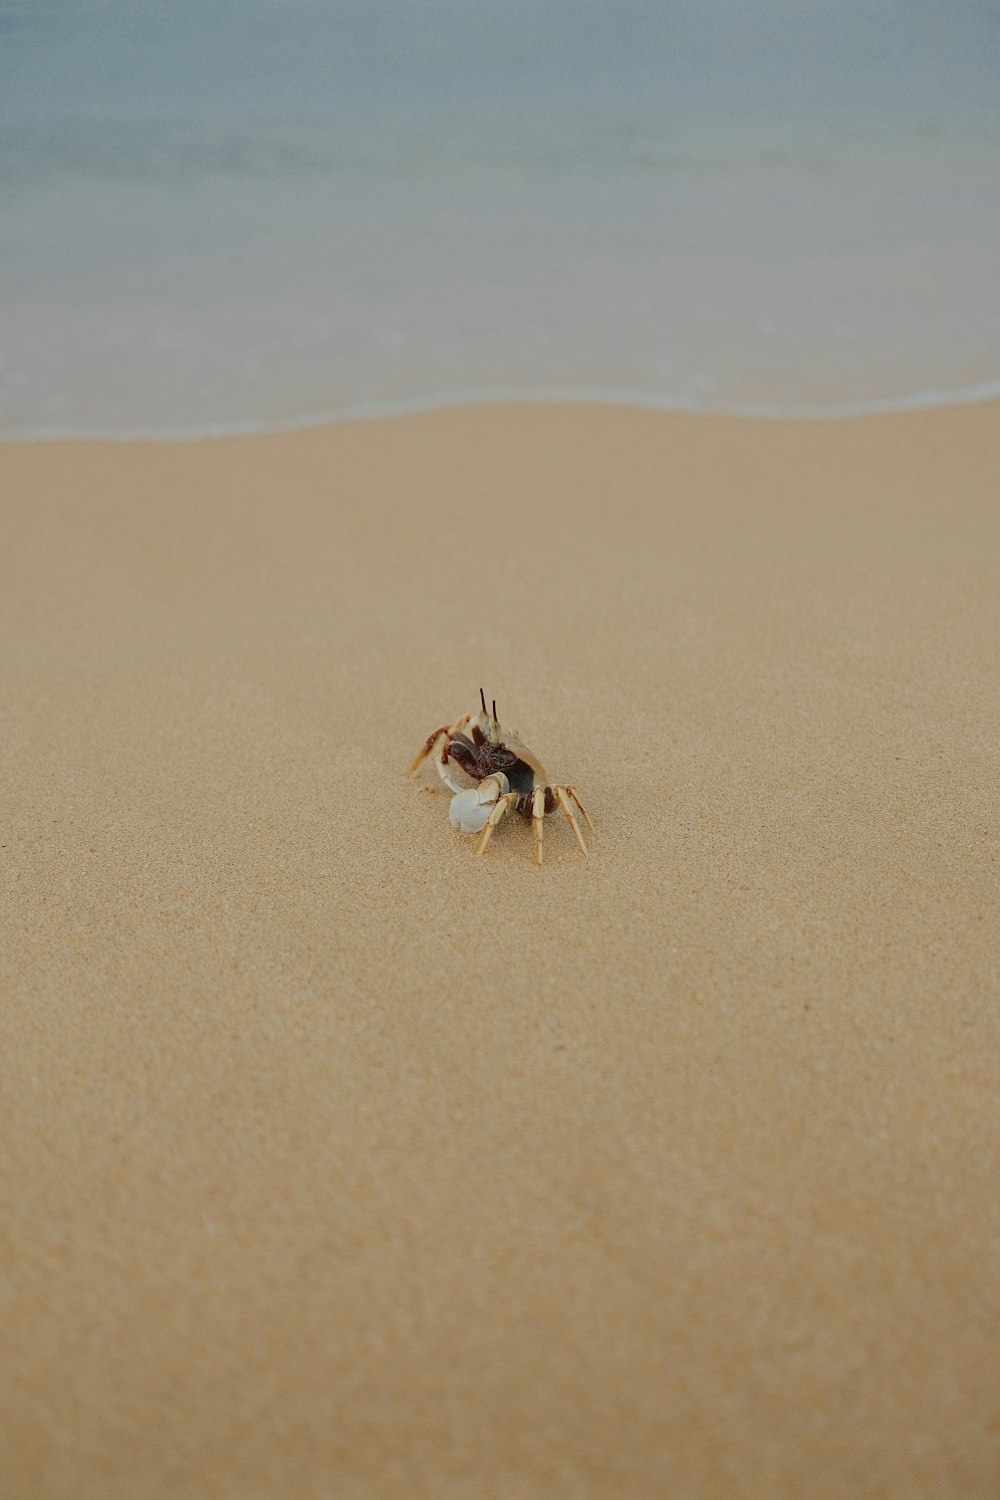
[2,0,999,433]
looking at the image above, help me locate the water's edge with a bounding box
[4,379,1000,444]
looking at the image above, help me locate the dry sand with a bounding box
[2,401,999,1498]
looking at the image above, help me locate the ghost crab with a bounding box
[408,690,593,865]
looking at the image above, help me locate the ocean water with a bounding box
[2,0,999,434]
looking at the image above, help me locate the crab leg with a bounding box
[409,714,474,790]
[555,786,588,858]
[407,725,451,778]
[532,786,546,867]
[476,792,515,857]
[435,714,474,792]
[564,786,594,833]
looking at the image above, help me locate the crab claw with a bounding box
[448,774,509,834]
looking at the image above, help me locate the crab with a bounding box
[408,690,593,865]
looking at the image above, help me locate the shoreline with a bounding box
[5,375,1000,444]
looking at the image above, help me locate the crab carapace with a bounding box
[408,689,593,865]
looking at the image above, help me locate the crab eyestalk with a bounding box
[479,686,502,746]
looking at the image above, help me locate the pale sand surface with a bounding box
[2,402,999,1498]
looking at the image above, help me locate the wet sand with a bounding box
[2,401,999,1497]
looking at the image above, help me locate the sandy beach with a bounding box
[2,400,998,1497]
